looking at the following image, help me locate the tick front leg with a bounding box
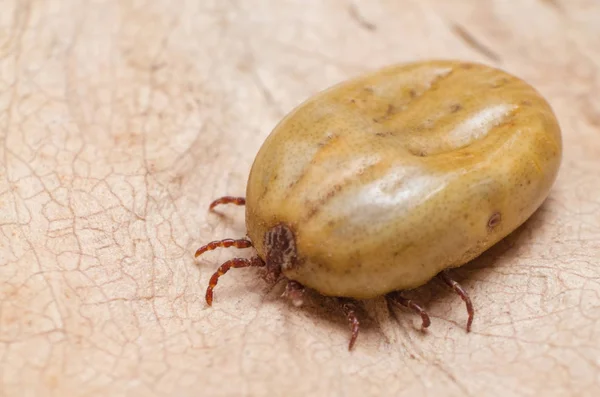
[388,292,431,329]
[439,270,474,332]
[339,298,361,350]
[195,238,253,258]
[209,196,246,211]
[205,256,265,306]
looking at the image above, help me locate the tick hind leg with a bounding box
[388,292,431,329]
[439,270,474,332]
[339,298,361,350]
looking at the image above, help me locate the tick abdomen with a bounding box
[245,60,562,298]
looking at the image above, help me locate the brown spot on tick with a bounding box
[488,212,502,229]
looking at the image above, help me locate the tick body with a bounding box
[197,60,562,349]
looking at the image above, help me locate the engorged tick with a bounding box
[195,60,562,350]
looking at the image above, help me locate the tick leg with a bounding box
[339,299,360,350]
[209,196,246,211]
[195,238,253,258]
[282,280,305,307]
[388,292,431,329]
[206,256,265,306]
[439,270,474,332]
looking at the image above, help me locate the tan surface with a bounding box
[0,1,598,396]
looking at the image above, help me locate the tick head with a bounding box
[263,223,299,282]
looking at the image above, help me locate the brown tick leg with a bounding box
[209,196,246,211]
[339,298,360,350]
[388,292,431,329]
[195,238,253,258]
[282,280,305,307]
[205,256,265,306]
[439,270,474,332]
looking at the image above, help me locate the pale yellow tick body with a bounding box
[245,60,561,298]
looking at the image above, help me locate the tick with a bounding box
[195,60,562,349]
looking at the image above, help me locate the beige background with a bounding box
[1,0,599,396]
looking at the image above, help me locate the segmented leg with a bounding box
[195,238,253,258]
[209,196,246,211]
[339,299,360,351]
[388,292,431,329]
[282,280,305,307]
[205,256,265,306]
[439,270,474,332]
